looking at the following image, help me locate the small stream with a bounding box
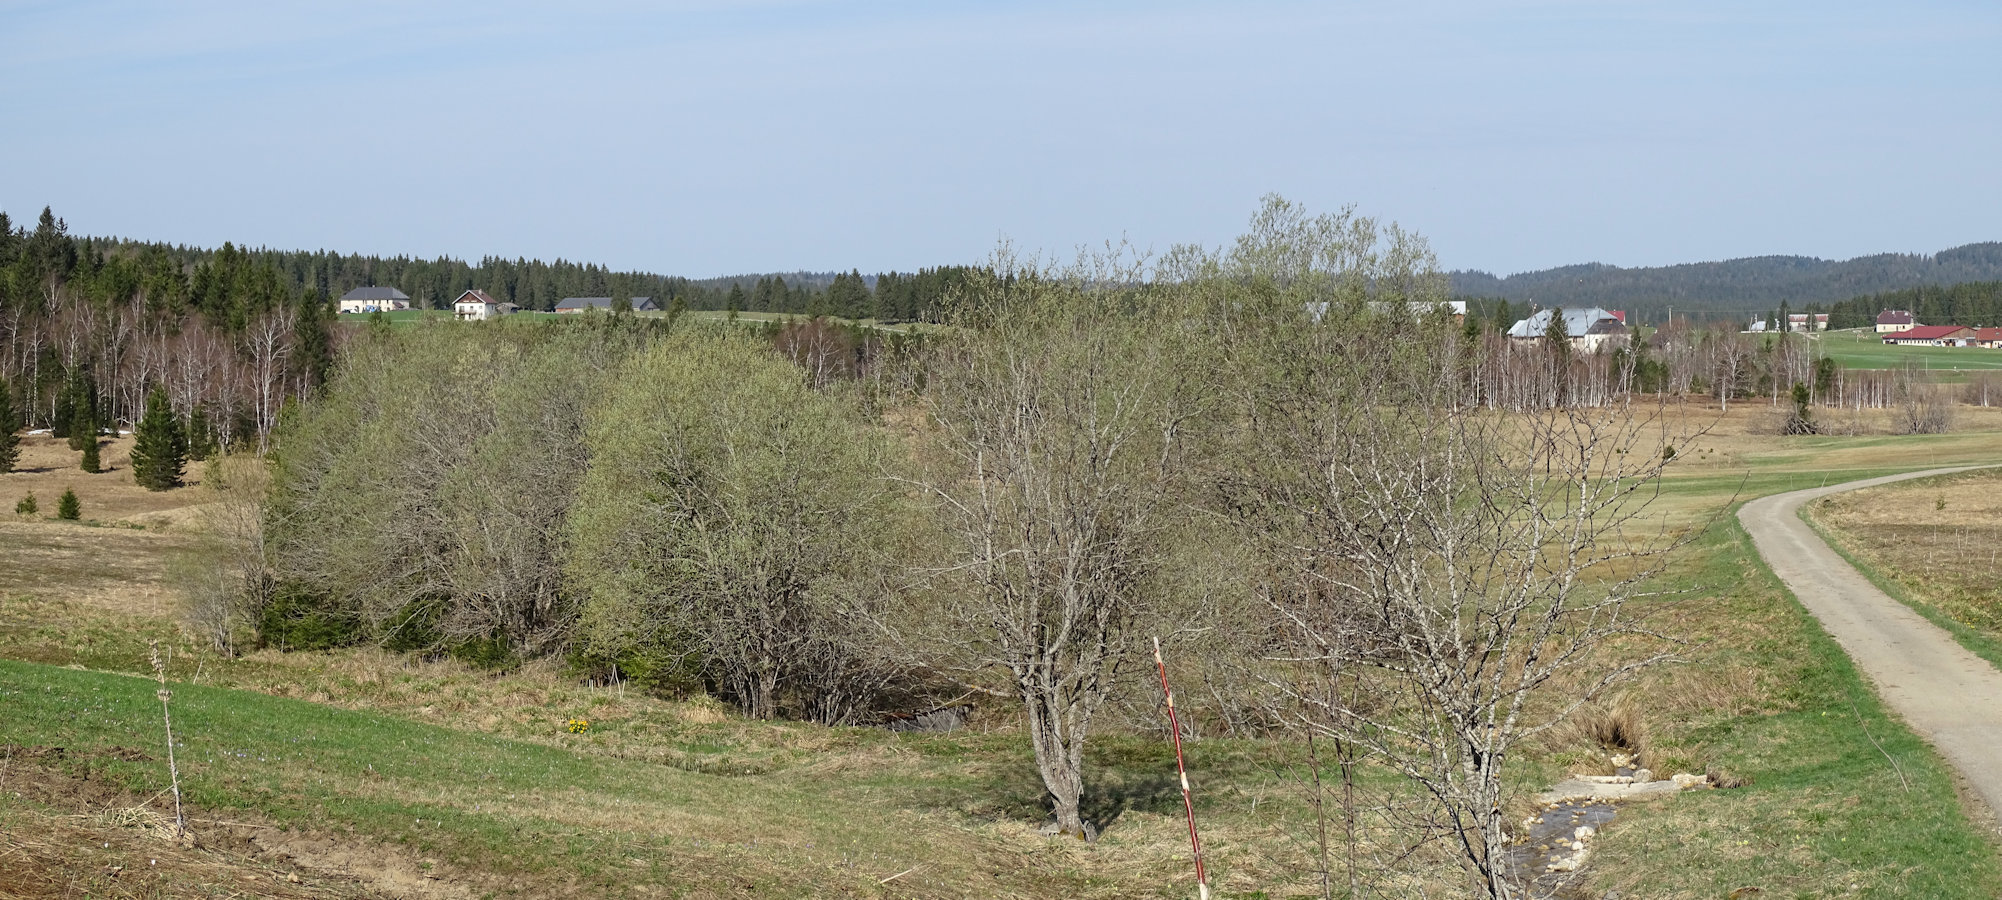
[1504,798,1619,896]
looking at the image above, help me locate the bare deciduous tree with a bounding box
[1195,198,1703,898]
[900,248,1199,838]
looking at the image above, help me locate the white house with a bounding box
[337,286,411,314]
[1506,307,1630,352]
[452,289,514,321]
[1875,310,1917,333]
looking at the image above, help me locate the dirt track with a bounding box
[1740,466,2002,826]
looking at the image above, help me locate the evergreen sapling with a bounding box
[132,387,187,490]
[57,487,80,520]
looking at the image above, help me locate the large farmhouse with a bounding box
[554,296,659,314]
[1883,325,1974,346]
[1506,307,1630,352]
[452,290,515,321]
[337,286,411,314]
[1875,309,1917,333]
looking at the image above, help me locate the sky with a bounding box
[2,0,1997,277]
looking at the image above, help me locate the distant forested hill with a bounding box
[1451,242,2002,324]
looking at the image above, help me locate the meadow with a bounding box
[4,401,2000,898]
[1814,327,2002,373]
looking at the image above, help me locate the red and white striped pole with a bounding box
[1154,637,1210,900]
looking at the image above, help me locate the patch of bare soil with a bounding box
[0,753,475,900]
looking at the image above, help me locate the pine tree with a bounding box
[57,487,80,520]
[0,375,20,473]
[14,492,35,515]
[50,377,74,440]
[186,408,219,461]
[131,387,186,491]
[64,369,100,451]
[80,433,101,473]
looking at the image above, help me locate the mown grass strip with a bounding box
[1580,517,2002,899]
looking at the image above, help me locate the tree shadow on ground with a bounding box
[898,735,1191,835]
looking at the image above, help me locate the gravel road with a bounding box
[1739,466,2002,824]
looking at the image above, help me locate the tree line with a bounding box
[197,198,1702,898]
[1451,240,2002,321]
[1824,280,2002,329]
[50,212,987,321]
[0,208,335,458]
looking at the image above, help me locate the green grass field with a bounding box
[1814,328,2002,372]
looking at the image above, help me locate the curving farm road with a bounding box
[1739,466,2002,825]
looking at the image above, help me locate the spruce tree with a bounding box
[64,369,99,451]
[15,492,35,515]
[50,378,73,440]
[57,487,80,520]
[131,387,186,490]
[186,408,219,461]
[0,375,20,473]
[79,433,101,473]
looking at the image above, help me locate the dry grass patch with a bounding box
[1812,467,2002,641]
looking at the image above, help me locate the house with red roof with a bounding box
[1883,325,1974,346]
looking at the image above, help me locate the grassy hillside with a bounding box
[5,407,2002,897]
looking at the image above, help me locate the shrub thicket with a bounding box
[261,319,667,659]
[568,331,909,723]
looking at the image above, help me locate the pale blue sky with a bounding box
[3,1,1996,276]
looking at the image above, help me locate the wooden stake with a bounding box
[1154,637,1210,900]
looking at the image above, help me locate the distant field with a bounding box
[1815,328,2002,372]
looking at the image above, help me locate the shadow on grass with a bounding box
[901,734,1202,834]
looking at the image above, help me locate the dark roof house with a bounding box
[1876,309,1915,326]
[339,287,411,302]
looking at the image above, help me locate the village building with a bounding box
[553,296,659,314]
[1787,313,1830,333]
[1875,309,1917,333]
[452,290,515,321]
[1976,327,2002,349]
[1506,307,1630,352]
[1882,325,1975,346]
[337,286,412,314]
